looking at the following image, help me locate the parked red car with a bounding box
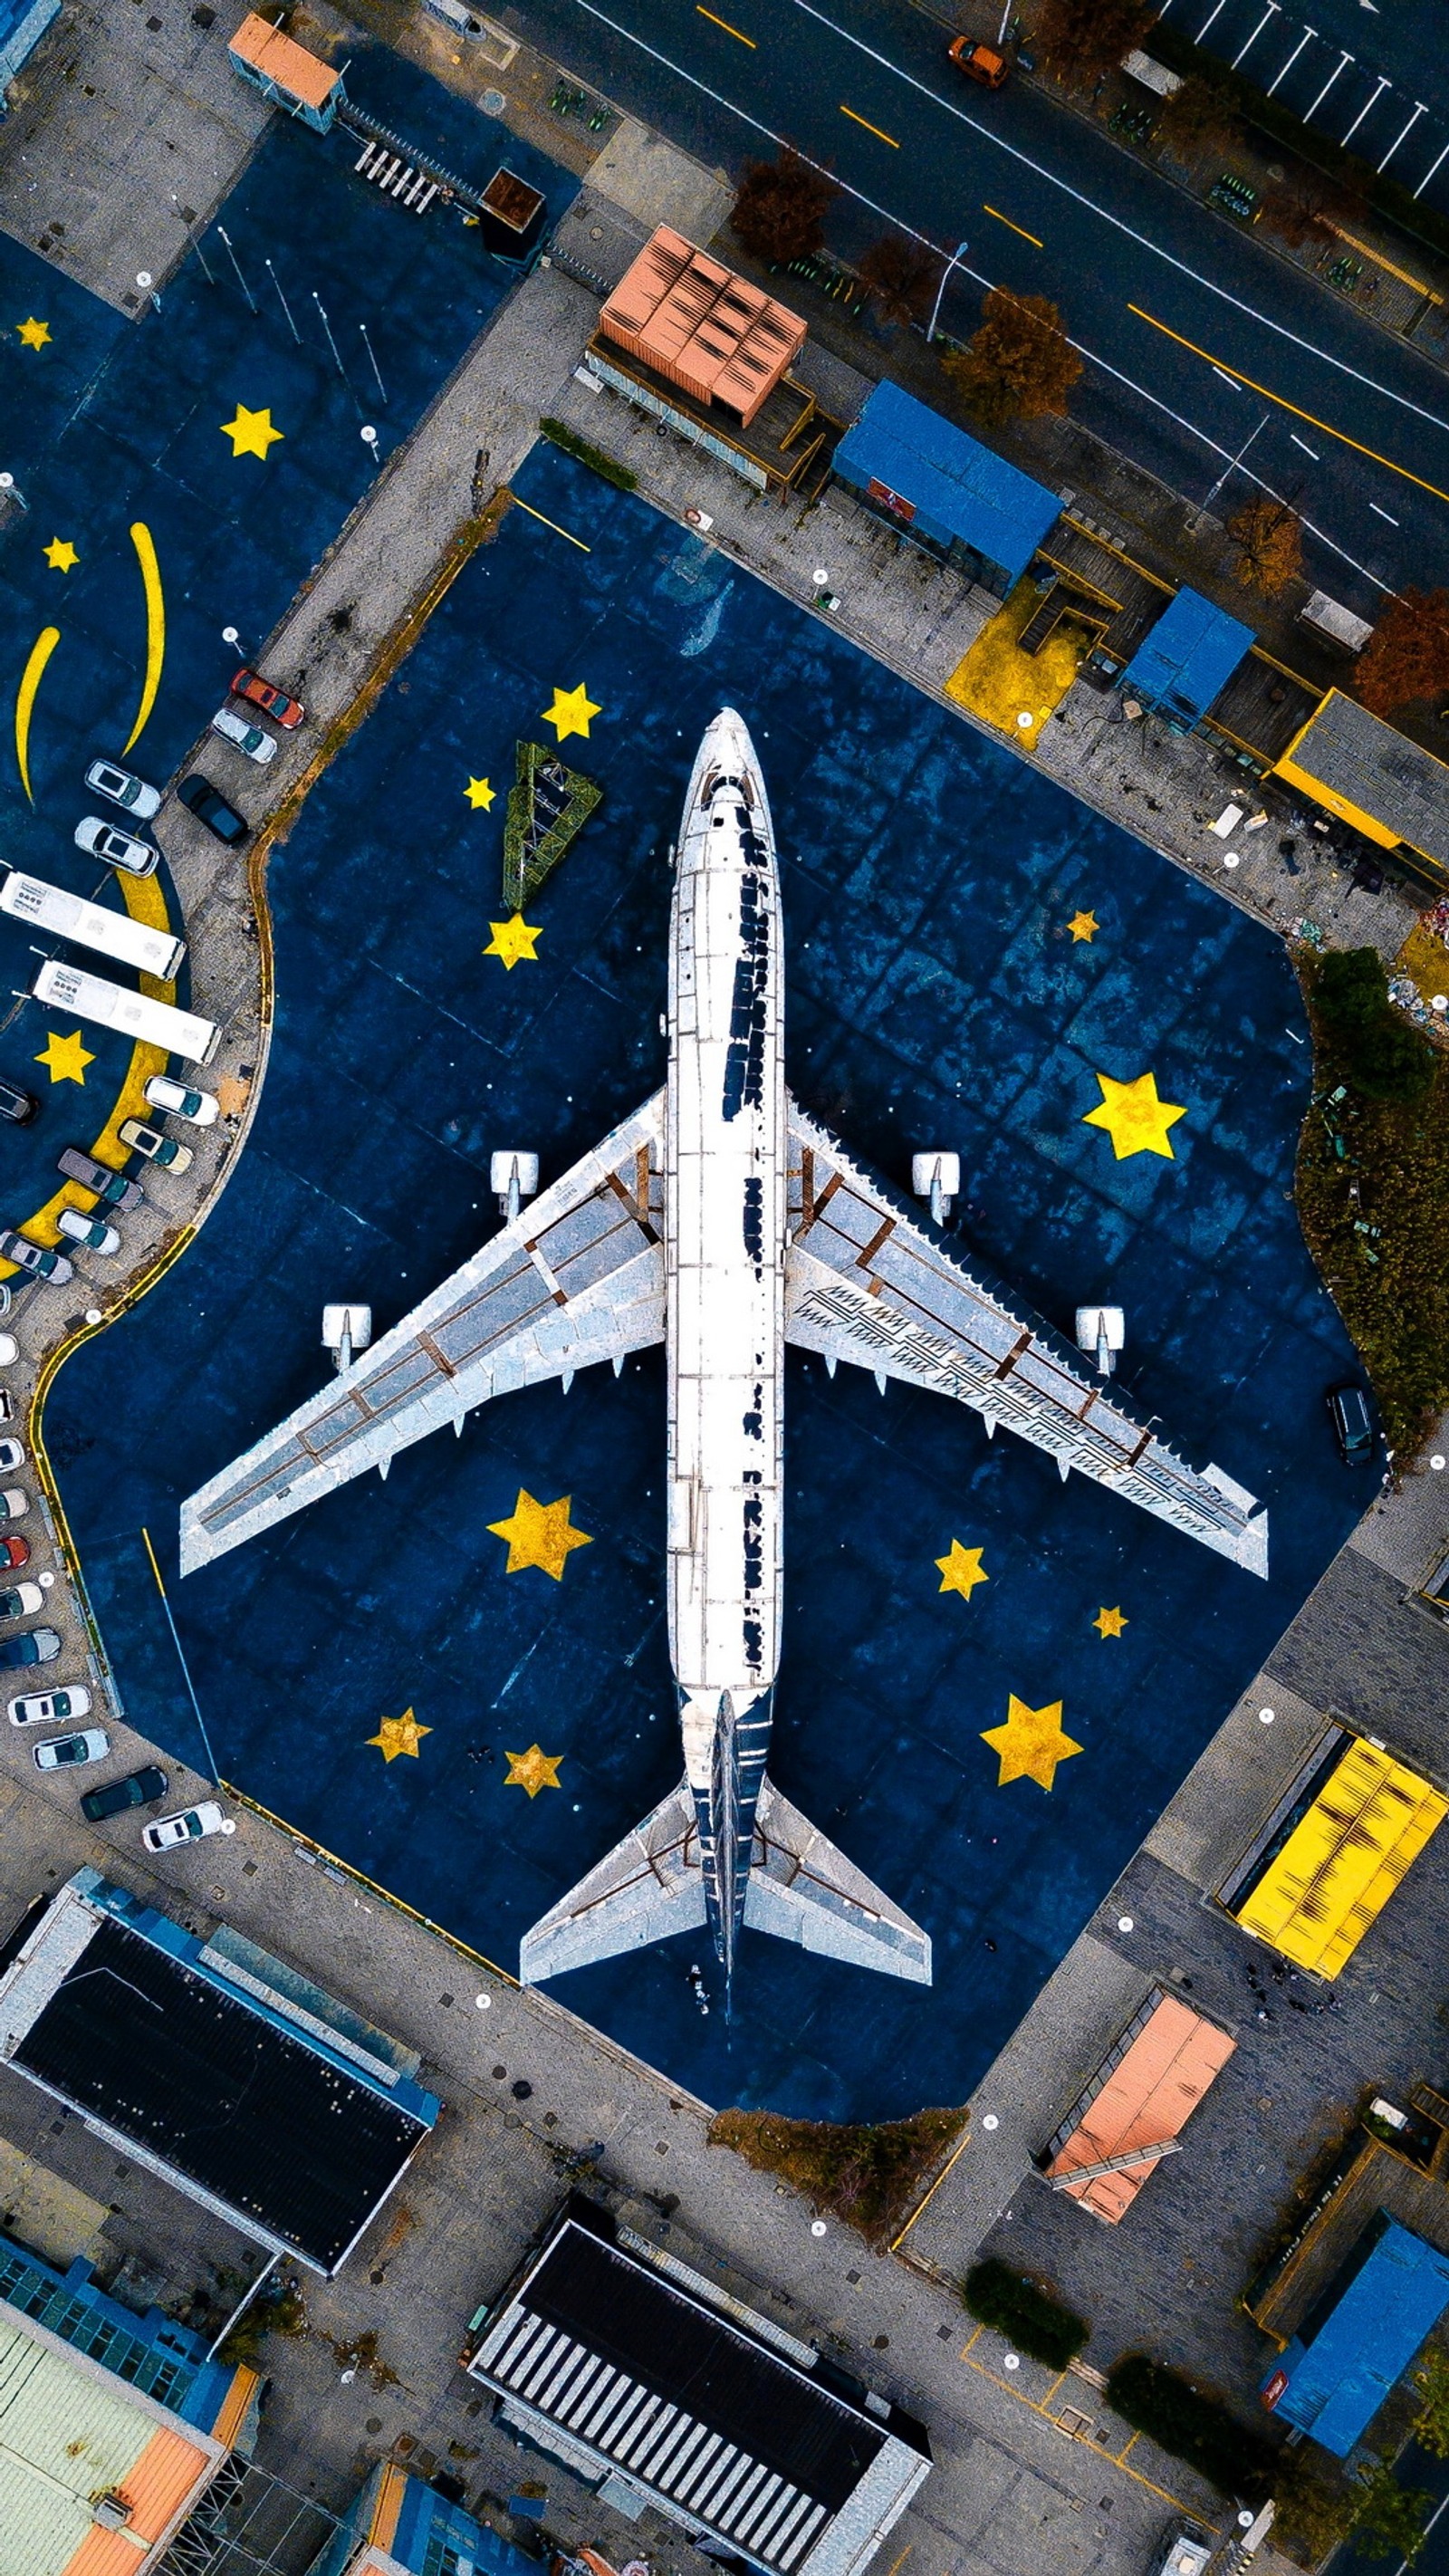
[0,1535,29,1572]
[231,667,305,730]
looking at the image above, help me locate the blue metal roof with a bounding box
[1264,2218,1449,2456]
[0,0,60,87]
[1120,587,1253,726]
[832,381,1060,585]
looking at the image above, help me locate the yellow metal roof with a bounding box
[1233,1738,1446,1976]
[0,2317,212,2576]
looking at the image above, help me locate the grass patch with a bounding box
[1296,950,1449,1457]
[1106,2353,1275,2500]
[708,2105,966,2248]
[962,2258,1088,2369]
[538,418,638,490]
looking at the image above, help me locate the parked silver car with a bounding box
[84,758,161,819]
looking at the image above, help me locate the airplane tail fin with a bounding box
[520,1773,930,1990]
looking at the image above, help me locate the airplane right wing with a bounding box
[179,1093,665,1574]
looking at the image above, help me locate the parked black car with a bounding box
[1328,1381,1376,1466]
[82,1764,168,1823]
[178,774,247,845]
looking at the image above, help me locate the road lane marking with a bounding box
[696,5,755,44]
[570,2,1395,594]
[1370,502,1400,522]
[772,0,1449,441]
[1128,303,1449,504]
[840,102,898,145]
[1212,365,1242,388]
[1291,432,1320,457]
[984,203,1042,246]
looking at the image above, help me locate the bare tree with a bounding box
[858,235,937,329]
[730,149,839,265]
[942,289,1082,428]
[1355,589,1449,716]
[1155,74,1241,161]
[1034,0,1147,80]
[1227,497,1304,594]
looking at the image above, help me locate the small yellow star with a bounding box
[542,682,600,743]
[505,1743,564,1798]
[484,912,542,969]
[981,1693,1082,1792]
[43,538,79,573]
[220,403,283,461]
[35,1027,94,1085]
[936,1539,989,1601]
[16,318,51,351]
[1083,1069,1186,1162]
[488,1488,592,1580]
[465,775,496,811]
[368,1707,431,1762]
[1094,1605,1128,1639]
[1068,909,1099,944]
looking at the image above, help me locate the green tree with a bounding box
[1314,948,1434,1106]
[1413,2347,1449,2457]
[1350,2456,1434,2562]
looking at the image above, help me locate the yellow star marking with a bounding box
[465,775,496,811]
[504,1743,564,1798]
[16,318,51,351]
[981,1693,1083,1792]
[488,1488,592,1580]
[936,1540,989,1601]
[43,538,79,573]
[1083,1069,1186,1161]
[542,682,600,742]
[1068,909,1098,944]
[1094,1605,1128,1639]
[484,912,542,969]
[368,1707,431,1762]
[34,1027,93,1085]
[220,403,283,460]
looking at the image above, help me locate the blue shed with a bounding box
[832,381,1060,597]
[1261,2216,1449,2456]
[305,2464,548,2576]
[1119,587,1253,729]
[0,0,61,91]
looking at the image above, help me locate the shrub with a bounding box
[1106,2354,1274,2498]
[1313,948,1434,1105]
[709,2105,965,2249]
[963,2258,1089,2369]
[537,420,637,491]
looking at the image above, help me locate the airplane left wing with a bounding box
[784,1100,1268,1577]
[179,1094,665,1574]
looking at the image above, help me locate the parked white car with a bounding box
[0,1583,44,1620]
[85,758,161,819]
[34,1728,110,1770]
[0,1338,19,1368]
[144,1076,221,1127]
[0,1440,24,1475]
[74,815,160,878]
[142,1801,236,1852]
[10,1687,91,1726]
[57,1209,120,1255]
[0,1490,29,1523]
[210,706,277,765]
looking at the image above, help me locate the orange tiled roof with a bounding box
[1045,1994,1235,2223]
[600,227,806,427]
[228,12,341,110]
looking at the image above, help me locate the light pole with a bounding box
[928,239,970,344]
[136,269,161,315]
[1204,410,1271,508]
[360,424,380,470]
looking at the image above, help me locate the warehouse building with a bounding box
[1261,2216,1449,2455]
[831,381,1060,596]
[0,1871,438,2274]
[1274,687,1449,889]
[464,2197,931,2576]
[1118,586,1254,731]
[1217,1729,1446,1978]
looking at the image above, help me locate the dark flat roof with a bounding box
[12,1911,429,2271]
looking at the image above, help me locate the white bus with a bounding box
[2,870,185,982]
[32,960,220,1066]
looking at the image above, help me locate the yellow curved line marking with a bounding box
[14,625,60,804]
[122,521,164,755]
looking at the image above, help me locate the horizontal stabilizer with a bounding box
[745,1778,932,1984]
[520,1781,705,1983]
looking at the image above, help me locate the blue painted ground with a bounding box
[0,46,569,1247]
[44,445,1367,2120]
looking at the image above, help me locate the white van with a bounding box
[3,870,184,981]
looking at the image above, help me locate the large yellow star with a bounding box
[35,1027,93,1085]
[542,682,600,743]
[465,775,496,811]
[936,1540,989,1601]
[1068,909,1098,943]
[1083,1069,1185,1161]
[368,1707,431,1762]
[981,1694,1083,1792]
[488,1488,592,1580]
[1094,1605,1128,1639]
[43,538,79,573]
[220,403,283,461]
[504,1744,563,1798]
[484,913,542,969]
[16,318,51,351]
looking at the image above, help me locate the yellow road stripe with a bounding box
[984,203,1043,247]
[840,102,898,146]
[696,4,755,43]
[1128,303,1449,506]
[510,494,591,552]
[122,520,165,756]
[14,624,59,803]
[141,1523,168,1600]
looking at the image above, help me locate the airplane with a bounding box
[180,708,1268,2009]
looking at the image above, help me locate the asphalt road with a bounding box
[1328,2442,1449,2574]
[510,0,1449,616]
[1161,0,1449,201]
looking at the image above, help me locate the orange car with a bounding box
[948,35,1009,87]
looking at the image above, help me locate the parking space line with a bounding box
[1370,502,1400,523]
[1291,431,1320,457]
[984,204,1042,247]
[509,495,591,552]
[840,102,898,145]
[696,5,755,45]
